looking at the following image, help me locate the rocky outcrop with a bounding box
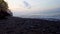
[0,0,13,19]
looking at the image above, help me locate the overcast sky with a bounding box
[5,0,60,11]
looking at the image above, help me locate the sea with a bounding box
[11,9,60,21]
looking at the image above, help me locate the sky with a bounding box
[4,0,60,11]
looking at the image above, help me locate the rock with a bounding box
[0,17,60,34]
[7,9,13,16]
[0,0,4,3]
[0,9,13,19]
[0,0,13,19]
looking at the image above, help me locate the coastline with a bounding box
[0,16,60,34]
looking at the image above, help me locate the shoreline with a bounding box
[0,16,60,34]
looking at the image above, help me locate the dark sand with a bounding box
[0,17,60,34]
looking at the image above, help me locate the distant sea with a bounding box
[12,12,60,21]
[11,8,60,21]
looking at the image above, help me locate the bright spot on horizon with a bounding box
[4,0,60,11]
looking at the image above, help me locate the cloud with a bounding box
[23,1,31,9]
